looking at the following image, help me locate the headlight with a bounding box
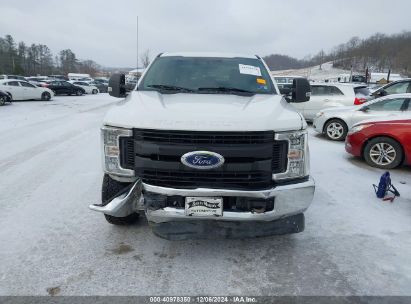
[348,124,371,134]
[273,130,309,180]
[101,126,134,177]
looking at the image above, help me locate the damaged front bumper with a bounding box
[89,177,315,223]
[89,181,143,217]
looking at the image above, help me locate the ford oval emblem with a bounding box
[181,151,225,169]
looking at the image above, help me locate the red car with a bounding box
[345,118,411,169]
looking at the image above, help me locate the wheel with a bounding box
[41,92,51,101]
[76,90,83,96]
[324,119,348,141]
[92,89,98,94]
[0,96,6,106]
[101,174,139,225]
[52,90,57,95]
[363,137,403,169]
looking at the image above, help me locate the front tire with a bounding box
[76,90,83,96]
[41,92,51,101]
[0,96,6,106]
[324,119,348,141]
[92,89,98,94]
[101,174,139,225]
[363,137,403,169]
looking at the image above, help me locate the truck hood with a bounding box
[103,91,305,131]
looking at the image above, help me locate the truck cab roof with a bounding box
[159,52,259,59]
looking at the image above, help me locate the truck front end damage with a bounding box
[90,126,315,239]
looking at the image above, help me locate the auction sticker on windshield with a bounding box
[239,64,261,76]
[185,197,223,217]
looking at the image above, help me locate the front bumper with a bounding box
[312,116,326,133]
[145,178,314,223]
[90,177,315,223]
[345,132,364,157]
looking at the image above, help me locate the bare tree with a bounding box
[317,49,325,70]
[140,49,151,68]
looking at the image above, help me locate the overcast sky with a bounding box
[1,0,410,67]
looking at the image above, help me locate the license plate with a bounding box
[185,197,223,217]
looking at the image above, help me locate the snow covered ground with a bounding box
[271,62,351,82]
[0,94,410,296]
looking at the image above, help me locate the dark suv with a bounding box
[42,80,85,96]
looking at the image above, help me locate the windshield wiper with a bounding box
[197,87,255,96]
[147,84,195,93]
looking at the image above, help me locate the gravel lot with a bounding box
[0,94,410,296]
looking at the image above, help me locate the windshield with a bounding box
[354,86,371,96]
[138,56,276,95]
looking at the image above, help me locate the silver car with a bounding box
[313,93,411,141]
[291,83,372,121]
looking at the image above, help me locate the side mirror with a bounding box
[108,73,127,98]
[279,87,292,96]
[374,89,386,97]
[291,78,311,103]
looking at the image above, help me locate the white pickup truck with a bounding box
[89,52,315,240]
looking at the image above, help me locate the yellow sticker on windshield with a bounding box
[257,78,266,84]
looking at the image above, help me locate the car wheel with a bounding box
[41,92,51,101]
[0,96,6,106]
[363,137,403,169]
[92,89,98,94]
[324,119,348,141]
[101,174,139,225]
[52,90,57,95]
[76,90,83,96]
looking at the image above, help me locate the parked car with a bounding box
[368,84,383,93]
[292,83,372,121]
[0,74,26,81]
[125,79,138,91]
[94,78,109,84]
[70,81,99,94]
[89,52,314,240]
[26,77,49,87]
[0,89,12,106]
[345,117,411,169]
[313,93,411,141]
[371,79,411,98]
[42,80,85,96]
[274,76,303,94]
[47,75,68,80]
[0,79,54,101]
[90,81,108,93]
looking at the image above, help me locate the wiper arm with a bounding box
[197,87,255,95]
[147,84,195,93]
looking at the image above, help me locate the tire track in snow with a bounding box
[0,122,96,173]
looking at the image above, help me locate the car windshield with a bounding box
[138,56,275,95]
